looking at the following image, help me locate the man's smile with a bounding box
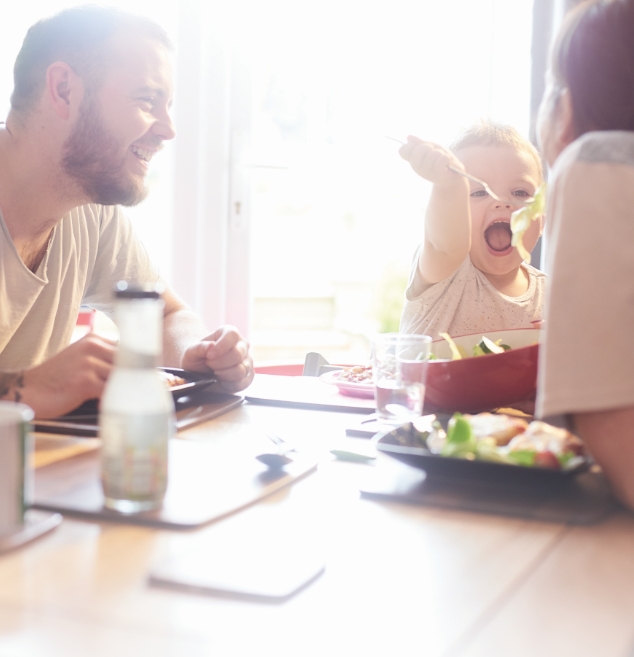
[130,144,155,163]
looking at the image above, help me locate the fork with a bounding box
[386,136,529,206]
[256,432,296,468]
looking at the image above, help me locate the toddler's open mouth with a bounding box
[484,221,512,252]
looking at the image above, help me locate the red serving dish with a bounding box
[425,328,539,413]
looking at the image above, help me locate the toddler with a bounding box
[398,122,546,339]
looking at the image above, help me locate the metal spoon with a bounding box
[256,433,296,469]
[386,136,529,206]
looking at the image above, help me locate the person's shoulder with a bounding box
[407,253,471,300]
[555,131,634,172]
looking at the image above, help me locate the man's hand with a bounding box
[181,325,254,393]
[18,334,116,419]
[399,135,465,187]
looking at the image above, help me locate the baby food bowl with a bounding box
[425,328,540,414]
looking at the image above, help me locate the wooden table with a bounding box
[2,396,634,657]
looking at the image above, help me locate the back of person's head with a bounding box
[449,121,543,180]
[552,0,634,135]
[11,5,171,116]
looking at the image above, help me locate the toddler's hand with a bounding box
[399,136,465,188]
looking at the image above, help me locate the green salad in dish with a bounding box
[410,412,586,471]
[434,333,512,361]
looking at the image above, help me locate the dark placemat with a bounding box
[359,456,616,525]
[34,390,244,437]
[33,439,318,530]
[245,374,375,414]
[0,510,62,554]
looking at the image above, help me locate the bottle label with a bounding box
[100,413,171,503]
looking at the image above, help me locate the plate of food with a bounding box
[58,368,218,419]
[375,411,590,484]
[159,367,218,400]
[319,366,374,399]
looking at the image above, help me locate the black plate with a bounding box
[161,367,217,400]
[48,368,217,421]
[375,422,590,486]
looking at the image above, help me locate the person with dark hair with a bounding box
[0,6,254,418]
[398,122,546,340]
[536,0,634,508]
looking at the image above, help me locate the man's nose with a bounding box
[153,110,176,141]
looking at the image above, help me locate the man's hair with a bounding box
[551,0,634,135]
[11,5,172,115]
[449,121,543,180]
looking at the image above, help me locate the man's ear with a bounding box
[46,62,84,120]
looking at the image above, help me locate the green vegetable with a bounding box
[475,438,513,464]
[439,332,463,361]
[330,449,376,462]
[510,183,547,264]
[442,413,477,458]
[447,414,472,443]
[480,336,505,355]
[557,451,584,470]
[507,450,536,467]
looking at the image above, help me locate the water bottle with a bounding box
[100,282,175,513]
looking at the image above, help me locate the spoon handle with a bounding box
[447,165,502,201]
[389,136,528,206]
[388,136,501,200]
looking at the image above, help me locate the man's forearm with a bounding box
[0,371,25,403]
[162,308,208,367]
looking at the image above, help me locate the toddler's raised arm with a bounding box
[399,136,471,294]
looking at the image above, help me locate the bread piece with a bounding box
[463,412,529,446]
[507,421,585,457]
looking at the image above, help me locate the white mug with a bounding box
[0,402,34,535]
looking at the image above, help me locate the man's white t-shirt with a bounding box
[0,204,160,370]
[537,131,634,418]
[400,253,546,340]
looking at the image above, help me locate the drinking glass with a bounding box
[0,402,33,535]
[372,333,432,424]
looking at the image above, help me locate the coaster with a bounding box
[359,456,616,525]
[33,439,318,530]
[149,475,326,602]
[150,528,325,601]
[0,510,62,554]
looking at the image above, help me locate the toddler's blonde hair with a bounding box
[449,121,543,180]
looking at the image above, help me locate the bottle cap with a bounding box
[114,281,165,299]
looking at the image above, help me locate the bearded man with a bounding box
[0,6,254,418]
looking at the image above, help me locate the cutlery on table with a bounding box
[256,433,296,469]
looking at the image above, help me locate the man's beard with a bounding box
[61,99,149,207]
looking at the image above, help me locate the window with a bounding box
[237,0,535,363]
